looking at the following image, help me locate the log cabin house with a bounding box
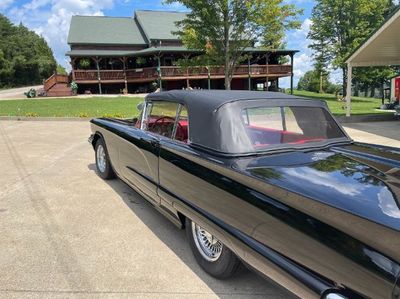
[53,10,298,95]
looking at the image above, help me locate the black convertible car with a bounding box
[89,90,400,299]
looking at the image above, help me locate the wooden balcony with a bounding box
[72,64,292,84]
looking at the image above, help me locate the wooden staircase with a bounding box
[44,74,72,97]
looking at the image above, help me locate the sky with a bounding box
[0,0,323,87]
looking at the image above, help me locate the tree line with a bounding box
[302,0,399,96]
[0,14,59,88]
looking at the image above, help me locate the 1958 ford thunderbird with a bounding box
[89,90,400,299]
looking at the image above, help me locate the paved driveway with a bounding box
[343,121,400,147]
[0,86,43,100]
[0,120,292,299]
[0,120,398,298]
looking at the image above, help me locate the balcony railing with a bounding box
[72,65,292,82]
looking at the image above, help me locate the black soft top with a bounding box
[145,90,344,154]
[146,90,327,112]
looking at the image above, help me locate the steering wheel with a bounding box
[153,116,184,140]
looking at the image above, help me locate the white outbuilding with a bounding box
[345,7,400,116]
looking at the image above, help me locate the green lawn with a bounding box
[293,90,389,116]
[0,97,143,118]
[0,91,389,117]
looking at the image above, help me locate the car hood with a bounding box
[237,143,400,231]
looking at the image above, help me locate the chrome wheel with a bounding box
[191,222,223,262]
[96,144,106,173]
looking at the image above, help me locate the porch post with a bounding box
[70,58,76,81]
[290,53,294,95]
[265,53,270,92]
[122,57,128,93]
[247,56,251,91]
[207,66,211,90]
[157,54,162,91]
[346,63,352,117]
[183,54,190,89]
[95,56,102,95]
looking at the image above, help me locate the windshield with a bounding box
[241,106,347,151]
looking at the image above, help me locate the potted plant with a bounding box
[70,81,78,95]
[136,57,146,67]
[79,58,91,69]
[24,88,36,98]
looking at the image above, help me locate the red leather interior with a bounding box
[246,125,324,147]
[176,120,188,143]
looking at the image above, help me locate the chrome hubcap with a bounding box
[192,222,223,262]
[96,144,106,173]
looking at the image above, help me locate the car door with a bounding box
[117,101,159,204]
[119,100,183,205]
[118,125,160,204]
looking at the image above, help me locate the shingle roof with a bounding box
[66,11,299,56]
[66,47,200,57]
[66,50,136,57]
[65,46,297,57]
[67,16,146,45]
[135,10,187,41]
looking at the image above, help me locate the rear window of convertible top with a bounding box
[241,106,346,150]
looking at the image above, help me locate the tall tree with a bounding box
[165,0,302,90]
[308,0,394,96]
[308,9,332,94]
[0,14,57,88]
[309,34,331,93]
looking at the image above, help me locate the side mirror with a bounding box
[137,102,144,111]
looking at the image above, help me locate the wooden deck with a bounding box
[43,74,72,97]
[72,65,292,84]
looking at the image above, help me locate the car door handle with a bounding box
[150,140,158,147]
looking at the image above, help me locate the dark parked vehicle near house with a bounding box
[89,90,400,299]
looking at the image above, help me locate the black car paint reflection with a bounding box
[89,90,400,299]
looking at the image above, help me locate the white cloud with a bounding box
[161,2,186,11]
[7,0,115,71]
[329,68,343,85]
[0,0,14,10]
[283,167,367,197]
[378,187,400,218]
[283,0,315,4]
[280,18,313,88]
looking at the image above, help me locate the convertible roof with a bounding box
[146,90,326,111]
[146,90,334,154]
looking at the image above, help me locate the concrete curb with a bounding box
[335,114,398,123]
[0,116,91,121]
